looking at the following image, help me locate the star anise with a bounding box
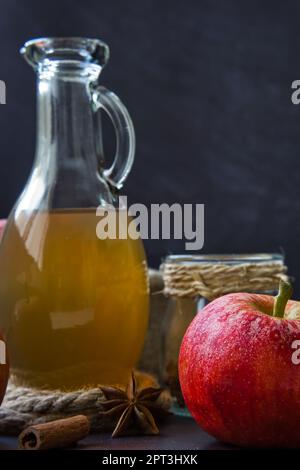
[98,372,169,437]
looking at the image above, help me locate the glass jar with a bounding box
[160,253,287,415]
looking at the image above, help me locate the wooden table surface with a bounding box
[0,415,235,451]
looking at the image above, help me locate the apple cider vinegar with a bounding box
[0,209,149,390]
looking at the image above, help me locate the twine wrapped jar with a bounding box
[160,253,288,414]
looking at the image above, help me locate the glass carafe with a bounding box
[0,38,149,390]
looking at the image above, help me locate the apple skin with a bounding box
[0,220,9,405]
[0,219,6,241]
[0,330,8,406]
[179,292,300,448]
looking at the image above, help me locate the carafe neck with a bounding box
[18,38,114,209]
[35,65,102,167]
[31,65,113,208]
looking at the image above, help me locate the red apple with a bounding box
[0,220,9,404]
[179,281,300,448]
[0,331,8,405]
[0,219,6,241]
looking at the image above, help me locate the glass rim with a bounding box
[20,37,110,70]
[164,253,284,265]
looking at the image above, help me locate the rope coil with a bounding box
[0,372,171,436]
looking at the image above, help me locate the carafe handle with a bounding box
[92,86,135,190]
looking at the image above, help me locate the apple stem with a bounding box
[273,280,293,318]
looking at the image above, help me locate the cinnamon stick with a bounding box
[19,415,90,450]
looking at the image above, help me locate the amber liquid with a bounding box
[0,209,149,390]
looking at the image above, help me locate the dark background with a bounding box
[0,0,300,290]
